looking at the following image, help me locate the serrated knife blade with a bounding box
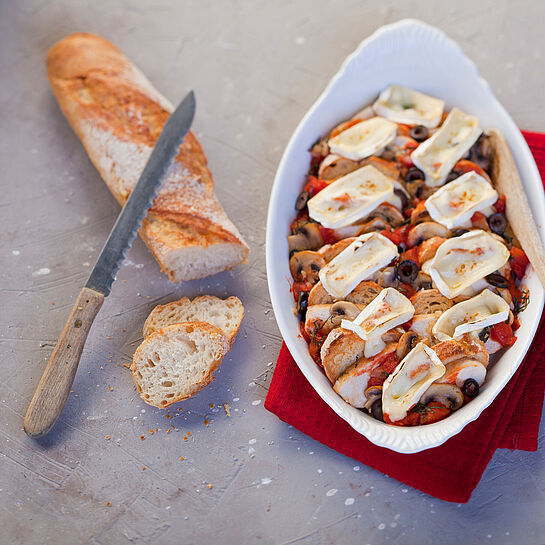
[86,90,196,295]
[24,90,196,438]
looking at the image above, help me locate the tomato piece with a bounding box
[420,403,451,425]
[290,210,310,232]
[512,317,521,331]
[398,283,416,299]
[453,159,488,178]
[470,211,489,230]
[490,322,517,347]
[318,225,338,245]
[401,246,420,267]
[494,194,506,214]
[510,246,529,280]
[304,176,329,197]
[291,281,312,303]
[398,151,415,169]
[384,411,421,427]
[380,229,401,246]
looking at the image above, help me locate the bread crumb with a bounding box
[122,329,126,333]
[149,429,154,434]
[166,429,171,434]
[179,456,185,461]
[122,363,130,369]
[187,431,191,436]
[166,414,171,419]
[106,502,111,507]
[109,386,114,391]
[209,403,214,408]
[183,436,188,441]
[223,403,231,417]
[142,466,146,471]
[204,418,210,427]
[206,484,212,489]
[105,435,111,440]
[140,435,145,440]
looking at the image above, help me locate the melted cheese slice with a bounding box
[432,289,509,341]
[373,85,444,128]
[411,108,482,186]
[319,233,398,299]
[429,230,510,298]
[341,288,414,358]
[307,165,395,229]
[424,172,498,229]
[328,117,397,161]
[382,343,446,422]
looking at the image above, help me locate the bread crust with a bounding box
[46,33,249,282]
[131,321,229,408]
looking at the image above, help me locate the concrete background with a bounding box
[1,1,545,544]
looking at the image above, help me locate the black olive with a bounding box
[295,190,309,211]
[446,170,462,183]
[462,379,480,398]
[396,259,419,283]
[409,125,429,142]
[488,212,507,235]
[393,188,408,209]
[486,272,509,288]
[479,326,491,342]
[381,149,396,162]
[469,135,492,171]
[405,167,425,183]
[297,291,309,321]
[370,399,384,421]
[451,228,469,237]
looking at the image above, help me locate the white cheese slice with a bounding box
[432,289,510,341]
[328,117,397,161]
[341,287,414,358]
[319,233,398,299]
[411,108,482,186]
[429,230,510,299]
[424,172,498,229]
[373,85,445,128]
[307,165,395,229]
[382,343,446,422]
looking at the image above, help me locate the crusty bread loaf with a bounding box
[131,322,230,407]
[46,33,249,282]
[143,295,244,345]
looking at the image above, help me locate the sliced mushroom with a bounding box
[414,271,433,290]
[406,179,435,201]
[411,289,453,315]
[407,222,451,248]
[318,237,356,262]
[345,281,383,305]
[363,385,383,411]
[419,383,464,411]
[367,203,405,228]
[329,301,361,327]
[318,154,361,180]
[310,136,329,159]
[382,327,405,344]
[289,251,326,283]
[375,266,397,288]
[356,217,391,235]
[410,201,432,225]
[288,223,324,252]
[396,331,419,361]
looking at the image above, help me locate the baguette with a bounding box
[143,295,244,345]
[131,322,229,408]
[46,33,249,282]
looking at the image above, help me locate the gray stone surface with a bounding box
[1,1,545,544]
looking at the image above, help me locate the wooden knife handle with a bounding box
[24,287,104,437]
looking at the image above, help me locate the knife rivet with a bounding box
[74,319,82,328]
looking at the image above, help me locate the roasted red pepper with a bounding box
[510,246,530,280]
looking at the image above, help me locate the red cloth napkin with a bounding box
[265,131,545,503]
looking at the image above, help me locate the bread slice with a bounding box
[46,33,249,282]
[143,295,244,345]
[131,322,230,408]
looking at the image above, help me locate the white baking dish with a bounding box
[266,19,545,453]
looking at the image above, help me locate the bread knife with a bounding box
[24,91,196,438]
